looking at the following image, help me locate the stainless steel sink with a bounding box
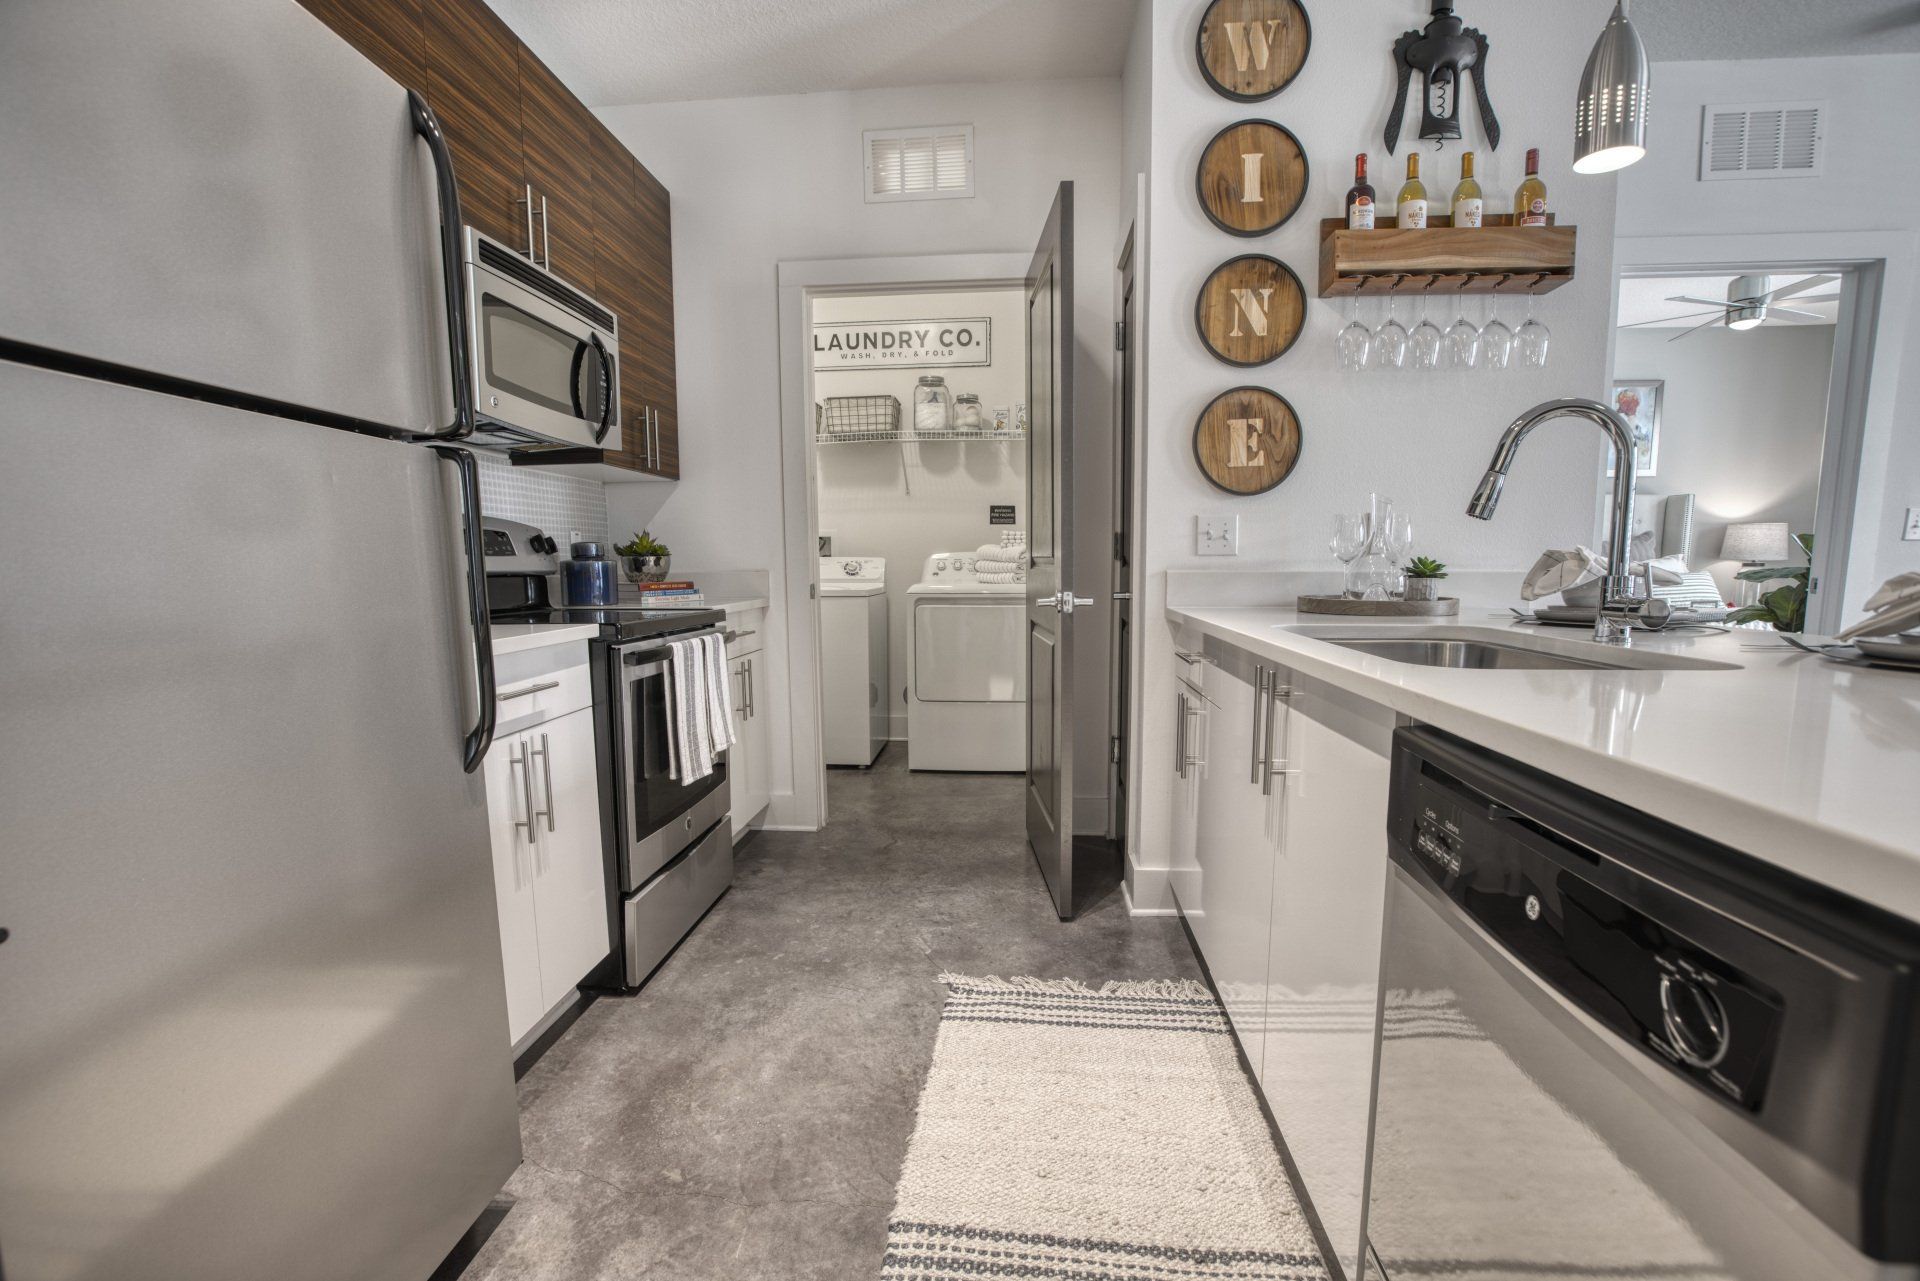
[1284,626,1740,672]
[1324,638,1617,670]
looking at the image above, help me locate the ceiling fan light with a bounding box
[1726,314,1765,331]
[1575,2,1650,175]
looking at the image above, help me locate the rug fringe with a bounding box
[937,973,1215,1000]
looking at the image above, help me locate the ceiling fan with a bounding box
[1620,274,1842,342]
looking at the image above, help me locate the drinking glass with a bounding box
[1409,294,1444,372]
[1330,514,1367,597]
[1336,295,1373,372]
[1445,302,1481,371]
[1518,296,1552,368]
[1480,295,1516,372]
[1385,511,1414,597]
[1369,293,1409,373]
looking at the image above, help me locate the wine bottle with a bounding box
[1396,154,1427,229]
[1515,148,1547,227]
[1346,154,1376,230]
[1451,151,1484,227]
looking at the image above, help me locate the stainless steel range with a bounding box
[484,518,734,990]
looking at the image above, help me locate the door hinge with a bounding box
[1110,735,1122,765]
[1114,320,1127,351]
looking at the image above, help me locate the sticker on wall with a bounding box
[1195,255,1305,367]
[1195,0,1311,103]
[1196,119,1308,236]
[812,318,991,370]
[989,505,1017,525]
[1193,387,1301,496]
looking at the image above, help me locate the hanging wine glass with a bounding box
[1518,295,1552,368]
[1336,293,1373,372]
[1480,292,1516,372]
[1445,296,1482,370]
[1409,290,1444,372]
[1369,287,1409,373]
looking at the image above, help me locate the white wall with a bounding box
[599,78,1122,828]
[1614,53,1920,621]
[813,288,1029,738]
[1613,325,1834,599]
[1129,0,1621,907]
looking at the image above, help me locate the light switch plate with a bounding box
[1197,515,1239,556]
[1904,507,1920,541]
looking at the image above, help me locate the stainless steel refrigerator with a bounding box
[0,1,522,1278]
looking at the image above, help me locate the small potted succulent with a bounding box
[1402,555,1448,602]
[615,530,671,585]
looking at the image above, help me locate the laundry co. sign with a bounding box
[812,318,991,370]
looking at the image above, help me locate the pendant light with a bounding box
[1574,0,1649,174]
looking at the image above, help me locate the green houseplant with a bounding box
[1402,555,1448,602]
[616,530,672,584]
[1725,533,1813,632]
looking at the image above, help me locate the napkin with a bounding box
[1521,547,1607,601]
[1836,572,1920,641]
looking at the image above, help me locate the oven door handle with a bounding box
[622,657,669,679]
[432,443,494,772]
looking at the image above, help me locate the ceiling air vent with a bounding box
[864,125,974,203]
[1700,102,1825,181]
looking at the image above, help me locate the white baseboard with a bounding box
[1124,854,1175,916]
[1122,879,1178,917]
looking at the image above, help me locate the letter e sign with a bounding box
[1196,0,1311,102]
[1194,387,1301,496]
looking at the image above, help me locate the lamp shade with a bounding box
[1720,521,1791,563]
[1574,0,1650,175]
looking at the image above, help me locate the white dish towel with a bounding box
[666,634,736,782]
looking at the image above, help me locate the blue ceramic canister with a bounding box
[562,541,619,606]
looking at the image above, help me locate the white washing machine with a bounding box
[819,557,887,767]
[907,552,1026,772]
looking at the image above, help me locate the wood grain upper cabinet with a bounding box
[632,159,679,478]
[295,0,425,90]
[589,119,649,472]
[517,45,596,288]
[422,0,525,251]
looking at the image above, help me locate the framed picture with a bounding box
[1609,379,1662,477]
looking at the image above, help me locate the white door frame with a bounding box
[1610,230,1918,633]
[775,252,1031,829]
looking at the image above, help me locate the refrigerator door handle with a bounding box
[407,91,475,442]
[432,443,496,771]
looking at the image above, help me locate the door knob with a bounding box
[1047,591,1095,614]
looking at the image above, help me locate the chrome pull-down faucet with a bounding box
[1466,397,1671,644]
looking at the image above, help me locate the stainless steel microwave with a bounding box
[462,227,620,452]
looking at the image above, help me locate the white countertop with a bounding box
[1167,600,1920,923]
[489,622,600,656]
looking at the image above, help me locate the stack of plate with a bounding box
[1850,633,1920,672]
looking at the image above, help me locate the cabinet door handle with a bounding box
[745,657,755,718]
[511,739,535,877]
[532,732,554,834]
[538,195,550,268]
[1250,666,1269,784]
[1175,692,1188,780]
[1263,681,1295,795]
[497,679,560,702]
[649,407,660,470]
[519,184,537,261]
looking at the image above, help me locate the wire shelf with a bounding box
[814,428,1027,445]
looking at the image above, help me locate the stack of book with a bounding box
[636,580,705,607]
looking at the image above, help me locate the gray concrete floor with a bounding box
[455,746,1203,1280]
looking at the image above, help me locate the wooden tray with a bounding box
[1297,594,1460,616]
[1318,215,1576,297]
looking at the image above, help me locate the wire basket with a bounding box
[820,395,902,436]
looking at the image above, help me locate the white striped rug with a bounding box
[880,974,1331,1281]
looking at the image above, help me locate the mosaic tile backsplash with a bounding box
[473,451,609,549]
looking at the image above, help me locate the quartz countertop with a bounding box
[489,621,600,656]
[1167,600,1920,923]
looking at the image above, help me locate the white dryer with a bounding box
[819,557,887,766]
[907,552,1026,772]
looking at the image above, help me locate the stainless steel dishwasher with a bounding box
[1367,727,1920,1281]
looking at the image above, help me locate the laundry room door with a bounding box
[1025,182,1077,920]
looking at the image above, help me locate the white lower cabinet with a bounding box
[1259,672,1393,1281]
[729,647,772,835]
[1172,639,1395,1281]
[485,646,611,1048]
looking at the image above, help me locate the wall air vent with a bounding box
[864,125,974,203]
[1700,101,1825,181]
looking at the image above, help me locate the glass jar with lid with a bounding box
[913,375,954,434]
[952,393,985,432]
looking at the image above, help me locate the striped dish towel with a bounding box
[665,635,735,781]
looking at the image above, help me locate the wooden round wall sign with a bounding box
[1195,255,1305,366]
[1196,120,1307,236]
[1194,387,1301,496]
[1196,0,1311,102]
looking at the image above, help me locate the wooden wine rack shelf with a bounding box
[1318,215,1577,297]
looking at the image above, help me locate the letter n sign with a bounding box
[1196,0,1310,102]
[1197,255,1305,367]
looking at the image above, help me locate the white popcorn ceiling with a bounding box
[486,0,1135,107]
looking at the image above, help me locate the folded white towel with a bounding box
[703,634,736,751]
[666,635,733,781]
[977,570,1025,584]
[975,543,1028,562]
